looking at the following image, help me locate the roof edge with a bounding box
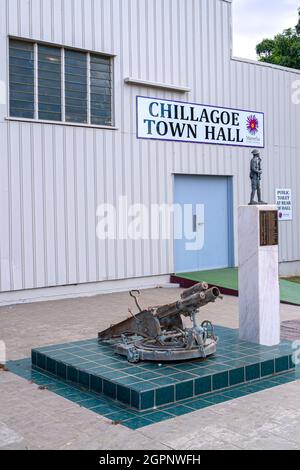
[232,55,300,75]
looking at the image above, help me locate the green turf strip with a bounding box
[287,277,300,285]
[176,268,300,306]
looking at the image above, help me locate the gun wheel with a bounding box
[126,347,140,363]
[201,320,215,339]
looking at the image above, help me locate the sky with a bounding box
[232,0,300,60]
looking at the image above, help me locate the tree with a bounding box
[256,8,300,70]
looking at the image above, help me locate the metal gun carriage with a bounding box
[98,282,222,363]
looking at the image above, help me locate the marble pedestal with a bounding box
[238,205,280,346]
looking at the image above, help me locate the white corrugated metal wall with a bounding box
[0,0,299,295]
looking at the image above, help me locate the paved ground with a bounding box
[1,287,300,450]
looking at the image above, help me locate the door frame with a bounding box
[172,173,235,273]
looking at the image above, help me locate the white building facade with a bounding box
[0,0,300,305]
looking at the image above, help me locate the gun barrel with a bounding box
[180,282,209,299]
[155,287,220,320]
[201,287,220,304]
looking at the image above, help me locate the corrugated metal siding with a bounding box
[0,0,299,293]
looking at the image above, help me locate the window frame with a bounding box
[7,36,116,130]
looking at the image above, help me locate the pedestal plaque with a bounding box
[238,205,280,346]
[260,211,278,246]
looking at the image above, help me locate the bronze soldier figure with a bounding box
[249,149,267,205]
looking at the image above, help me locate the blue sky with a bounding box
[232,0,300,60]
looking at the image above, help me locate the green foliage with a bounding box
[256,8,300,69]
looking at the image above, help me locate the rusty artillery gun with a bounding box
[98,282,222,363]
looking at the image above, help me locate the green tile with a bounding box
[243,383,265,393]
[206,364,232,373]
[269,374,295,385]
[155,386,175,407]
[173,363,199,371]
[31,350,37,365]
[56,354,74,362]
[221,388,249,399]
[129,382,156,392]
[191,361,212,368]
[94,404,123,417]
[56,361,67,380]
[133,371,161,381]
[150,376,178,386]
[186,399,211,410]
[139,363,164,371]
[145,411,172,423]
[103,380,116,400]
[195,376,211,395]
[114,376,144,386]
[97,370,126,380]
[56,389,86,400]
[78,370,90,389]
[229,367,245,386]
[67,366,78,383]
[73,360,92,367]
[124,367,145,375]
[175,380,194,401]
[92,404,118,414]
[222,351,248,359]
[289,355,296,369]
[192,368,213,377]
[275,356,289,373]
[90,375,103,394]
[171,372,197,381]
[203,394,232,405]
[47,382,69,392]
[163,404,193,417]
[245,364,260,381]
[260,360,275,377]
[36,352,46,370]
[140,391,154,410]
[46,357,57,375]
[116,385,131,405]
[108,362,132,371]
[79,397,103,409]
[124,417,153,430]
[153,367,179,376]
[259,379,279,389]
[212,372,228,391]
[106,410,137,422]
[130,390,140,409]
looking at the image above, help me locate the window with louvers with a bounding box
[65,49,88,124]
[9,39,113,127]
[90,54,112,126]
[9,40,35,119]
[38,45,62,121]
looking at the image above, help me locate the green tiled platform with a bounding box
[173,268,300,306]
[7,356,300,430]
[31,327,296,412]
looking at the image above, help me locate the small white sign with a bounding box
[276,189,293,221]
[137,96,265,148]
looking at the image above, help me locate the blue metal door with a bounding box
[174,175,234,273]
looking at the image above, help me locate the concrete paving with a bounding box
[0,287,300,450]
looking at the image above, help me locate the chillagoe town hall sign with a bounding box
[137,96,265,148]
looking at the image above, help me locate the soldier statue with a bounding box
[249,149,267,205]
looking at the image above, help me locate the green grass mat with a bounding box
[176,268,300,306]
[287,277,300,285]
